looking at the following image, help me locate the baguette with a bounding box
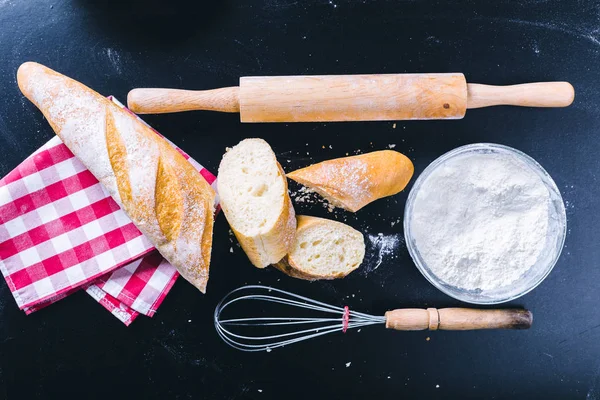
[217,139,296,268]
[17,62,216,293]
[287,150,414,212]
[274,215,365,280]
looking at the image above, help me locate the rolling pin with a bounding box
[127,73,574,122]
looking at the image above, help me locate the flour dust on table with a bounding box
[362,233,403,276]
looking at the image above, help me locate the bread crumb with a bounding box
[357,329,361,332]
[387,376,391,379]
[290,184,336,211]
[436,385,440,388]
[266,348,272,352]
[322,145,325,149]
[230,247,233,253]
[392,123,397,129]
[426,337,430,341]
[329,145,332,149]
[290,186,316,204]
[388,144,396,149]
[346,362,351,367]
[258,389,263,393]
[188,319,192,323]
[321,202,335,212]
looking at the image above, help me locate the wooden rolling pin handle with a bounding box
[384,308,533,331]
[466,82,574,109]
[127,87,240,114]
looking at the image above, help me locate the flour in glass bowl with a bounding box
[410,151,551,291]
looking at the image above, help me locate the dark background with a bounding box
[0,0,599,399]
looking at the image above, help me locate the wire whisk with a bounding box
[214,285,384,352]
[214,285,533,352]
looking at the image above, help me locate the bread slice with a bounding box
[218,139,296,268]
[17,62,216,293]
[287,150,414,212]
[274,215,365,280]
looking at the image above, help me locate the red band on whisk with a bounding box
[342,306,350,333]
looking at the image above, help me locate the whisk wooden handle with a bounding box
[384,308,533,331]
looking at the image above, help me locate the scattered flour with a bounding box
[105,48,122,74]
[363,233,401,274]
[410,151,552,291]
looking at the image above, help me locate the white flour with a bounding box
[410,152,551,291]
[367,233,400,270]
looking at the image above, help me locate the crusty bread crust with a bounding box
[275,215,363,280]
[218,142,296,267]
[287,150,414,212]
[17,62,216,293]
[272,259,320,281]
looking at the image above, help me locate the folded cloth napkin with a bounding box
[0,97,217,325]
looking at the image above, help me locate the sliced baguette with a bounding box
[17,62,216,292]
[218,139,296,268]
[287,150,414,212]
[274,215,365,280]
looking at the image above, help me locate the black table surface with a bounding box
[1,0,599,399]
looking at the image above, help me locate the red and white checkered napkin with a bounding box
[0,98,217,325]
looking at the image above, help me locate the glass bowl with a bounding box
[404,143,567,304]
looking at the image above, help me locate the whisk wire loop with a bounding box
[222,294,348,315]
[214,285,384,352]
